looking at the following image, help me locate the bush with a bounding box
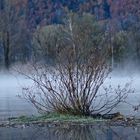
[20,13,133,116]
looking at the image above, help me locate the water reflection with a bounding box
[0,124,140,140]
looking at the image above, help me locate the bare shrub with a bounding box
[20,47,132,116]
[19,13,133,116]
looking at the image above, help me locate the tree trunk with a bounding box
[3,31,10,69]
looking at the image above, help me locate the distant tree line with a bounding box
[0,0,140,69]
[0,0,31,69]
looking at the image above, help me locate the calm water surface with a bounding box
[0,124,140,140]
[0,73,37,120]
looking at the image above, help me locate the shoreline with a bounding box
[0,113,140,128]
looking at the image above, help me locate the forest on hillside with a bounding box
[0,0,140,69]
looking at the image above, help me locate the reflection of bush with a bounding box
[29,125,105,140]
[1,124,140,140]
[27,125,140,140]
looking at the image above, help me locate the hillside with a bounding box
[1,0,139,30]
[26,0,140,29]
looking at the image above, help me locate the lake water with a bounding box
[0,70,140,139]
[0,72,37,120]
[0,124,140,140]
[0,70,140,120]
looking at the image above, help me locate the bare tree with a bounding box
[0,0,31,69]
[19,13,133,116]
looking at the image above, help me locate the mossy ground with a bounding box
[9,113,105,124]
[1,113,139,128]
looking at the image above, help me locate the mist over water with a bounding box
[0,65,140,119]
[106,70,140,117]
[0,71,37,120]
